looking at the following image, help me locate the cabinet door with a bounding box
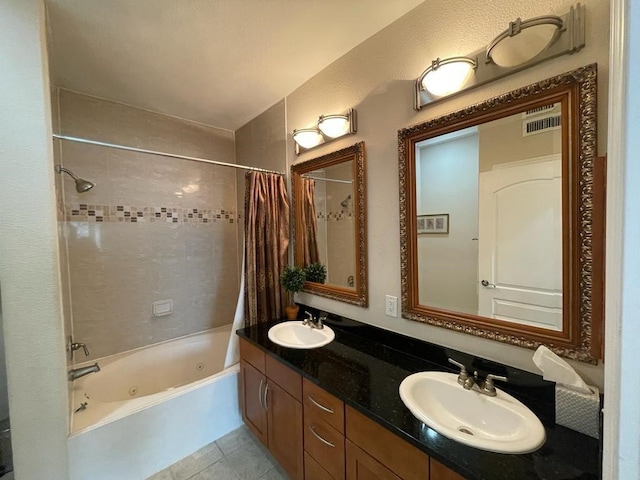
[430,459,466,480]
[267,380,304,480]
[346,440,402,480]
[240,360,268,446]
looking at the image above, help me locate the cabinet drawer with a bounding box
[345,406,429,480]
[304,416,345,480]
[304,378,345,434]
[266,354,302,401]
[239,337,265,373]
[304,452,335,480]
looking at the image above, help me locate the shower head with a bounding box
[55,165,95,193]
[340,194,352,208]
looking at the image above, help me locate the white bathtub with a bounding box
[68,324,242,480]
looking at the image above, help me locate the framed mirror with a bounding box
[291,141,368,307]
[398,64,602,363]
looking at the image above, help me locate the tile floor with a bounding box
[146,426,287,480]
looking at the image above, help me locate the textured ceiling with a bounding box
[45,0,424,130]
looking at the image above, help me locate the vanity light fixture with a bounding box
[414,3,585,110]
[292,128,324,150]
[293,108,357,154]
[418,57,477,97]
[486,15,564,68]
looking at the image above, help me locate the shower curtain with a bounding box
[244,172,290,327]
[301,178,320,265]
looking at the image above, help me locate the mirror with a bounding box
[291,142,368,307]
[399,64,602,363]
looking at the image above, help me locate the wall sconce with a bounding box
[418,57,477,97]
[293,108,357,154]
[414,3,585,110]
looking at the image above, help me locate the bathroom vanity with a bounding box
[236,311,599,480]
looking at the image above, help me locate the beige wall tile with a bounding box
[57,91,240,360]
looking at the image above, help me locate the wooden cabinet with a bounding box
[430,459,466,480]
[346,406,429,480]
[239,338,303,480]
[346,440,402,480]
[303,378,345,480]
[239,360,268,446]
[267,380,303,479]
[239,337,467,480]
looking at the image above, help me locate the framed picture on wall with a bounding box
[417,214,449,234]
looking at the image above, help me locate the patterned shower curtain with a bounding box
[301,177,320,265]
[244,171,290,327]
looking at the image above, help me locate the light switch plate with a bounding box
[385,295,398,317]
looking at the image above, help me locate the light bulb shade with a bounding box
[487,16,563,68]
[420,57,476,97]
[318,114,350,138]
[292,129,324,149]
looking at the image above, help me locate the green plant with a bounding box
[279,265,306,304]
[305,262,327,284]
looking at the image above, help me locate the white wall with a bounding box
[603,0,640,477]
[288,0,608,388]
[0,1,70,478]
[417,135,479,314]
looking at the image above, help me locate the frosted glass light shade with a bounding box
[487,17,562,67]
[293,129,324,149]
[318,114,350,138]
[420,57,476,97]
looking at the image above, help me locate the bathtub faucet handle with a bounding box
[70,341,90,357]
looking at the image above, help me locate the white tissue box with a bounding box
[555,385,600,438]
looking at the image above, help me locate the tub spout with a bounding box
[69,363,100,381]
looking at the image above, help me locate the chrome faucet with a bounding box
[448,358,507,397]
[68,363,100,381]
[68,337,91,359]
[302,310,325,330]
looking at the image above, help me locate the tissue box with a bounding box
[555,385,600,438]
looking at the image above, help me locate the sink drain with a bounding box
[458,427,474,436]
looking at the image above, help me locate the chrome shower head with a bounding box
[55,165,95,193]
[340,194,352,208]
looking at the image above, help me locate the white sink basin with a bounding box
[399,371,545,454]
[268,321,335,349]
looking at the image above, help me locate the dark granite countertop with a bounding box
[236,309,600,480]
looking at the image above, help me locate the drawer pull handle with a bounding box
[308,395,334,414]
[309,425,335,448]
[258,379,265,409]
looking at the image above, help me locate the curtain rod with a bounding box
[303,175,353,184]
[52,134,286,176]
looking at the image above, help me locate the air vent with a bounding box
[522,104,557,118]
[522,114,562,137]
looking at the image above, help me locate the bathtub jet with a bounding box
[69,363,100,381]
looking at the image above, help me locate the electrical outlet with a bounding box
[385,295,398,317]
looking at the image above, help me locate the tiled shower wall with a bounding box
[53,89,239,361]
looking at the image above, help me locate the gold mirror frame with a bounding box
[399,64,602,363]
[291,141,368,307]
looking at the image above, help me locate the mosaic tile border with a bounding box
[65,204,237,224]
[316,211,354,222]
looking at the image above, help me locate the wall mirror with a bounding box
[398,64,602,363]
[291,141,368,307]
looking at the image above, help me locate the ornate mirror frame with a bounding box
[291,141,368,307]
[398,64,602,363]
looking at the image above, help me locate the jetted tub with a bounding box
[68,324,242,480]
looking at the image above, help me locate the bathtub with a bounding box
[68,324,243,480]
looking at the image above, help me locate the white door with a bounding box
[477,156,562,331]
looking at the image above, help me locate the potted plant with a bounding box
[305,262,327,284]
[279,264,306,320]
